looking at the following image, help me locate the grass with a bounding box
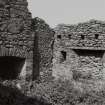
[20,78,105,105]
[1,77,105,105]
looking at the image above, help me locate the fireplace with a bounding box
[0,0,34,81]
[0,56,26,80]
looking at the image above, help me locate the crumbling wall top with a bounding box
[54,20,105,50]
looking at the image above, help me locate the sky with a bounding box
[27,0,105,28]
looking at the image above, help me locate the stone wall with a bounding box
[55,20,105,49]
[0,0,34,80]
[53,20,105,80]
[32,17,54,81]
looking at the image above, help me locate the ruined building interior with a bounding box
[0,0,105,81]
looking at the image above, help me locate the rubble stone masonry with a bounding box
[53,20,105,80]
[1,0,105,82]
[0,0,34,80]
[32,17,54,81]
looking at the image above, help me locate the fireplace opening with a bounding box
[74,49,104,57]
[0,56,25,80]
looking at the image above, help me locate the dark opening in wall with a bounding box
[0,0,5,8]
[60,51,67,63]
[74,49,104,57]
[0,56,25,80]
[57,35,61,39]
[95,34,99,39]
[81,35,85,39]
[68,34,71,39]
[0,4,4,8]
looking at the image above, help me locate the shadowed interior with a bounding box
[0,56,25,80]
[74,49,104,57]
